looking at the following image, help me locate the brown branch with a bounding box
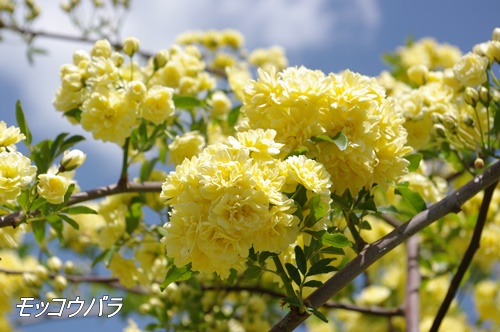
[405,235,420,332]
[430,180,499,332]
[0,181,162,229]
[270,160,500,332]
[323,302,404,317]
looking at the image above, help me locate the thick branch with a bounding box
[405,235,420,332]
[430,180,499,332]
[270,160,500,332]
[0,181,162,229]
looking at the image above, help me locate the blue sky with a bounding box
[1,0,499,331]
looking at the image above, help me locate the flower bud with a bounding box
[46,291,58,301]
[464,87,479,106]
[35,265,49,280]
[123,37,140,56]
[60,149,86,171]
[47,256,63,272]
[110,52,124,67]
[139,303,151,314]
[64,260,75,274]
[434,124,447,138]
[154,50,169,70]
[91,39,112,58]
[53,275,68,291]
[474,158,484,169]
[442,115,457,133]
[478,86,490,104]
[23,273,41,287]
[407,64,428,86]
[492,27,500,42]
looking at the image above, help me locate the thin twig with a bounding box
[270,161,500,332]
[430,180,499,332]
[0,181,162,229]
[405,235,420,332]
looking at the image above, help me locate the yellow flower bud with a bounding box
[60,149,86,171]
[478,86,490,104]
[123,37,140,56]
[154,50,169,69]
[35,265,49,280]
[64,260,75,274]
[46,291,58,302]
[53,275,68,291]
[110,52,124,67]
[474,158,484,169]
[47,256,63,272]
[91,39,112,58]
[464,87,479,106]
[23,273,42,287]
[492,27,500,42]
[37,174,70,204]
[407,64,428,86]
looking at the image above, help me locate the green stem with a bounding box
[272,256,296,299]
[119,137,130,186]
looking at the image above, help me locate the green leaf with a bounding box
[308,258,337,276]
[59,214,79,230]
[59,135,85,154]
[441,142,463,172]
[321,233,351,248]
[31,220,46,243]
[64,108,83,122]
[285,147,309,159]
[63,205,98,215]
[320,246,344,255]
[285,263,301,286]
[493,101,500,134]
[125,201,142,234]
[283,297,302,308]
[404,153,423,172]
[357,199,377,212]
[16,100,32,145]
[303,280,323,288]
[140,158,159,182]
[258,251,277,265]
[308,306,329,323]
[227,105,241,126]
[243,265,262,280]
[331,193,350,210]
[92,246,116,268]
[294,246,307,275]
[395,185,427,214]
[160,264,193,290]
[172,95,201,109]
[312,133,348,151]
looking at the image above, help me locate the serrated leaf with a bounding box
[172,95,201,109]
[243,265,262,280]
[63,205,98,215]
[92,246,116,268]
[227,105,241,126]
[160,264,193,290]
[405,153,423,172]
[321,233,351,248]
[395,185,427,214]
[285,263,301,286]
[303,280,323,288]
[16,100,32,145]
[59,214,79,230]
[294,246,307,275]
[31,219,46,243]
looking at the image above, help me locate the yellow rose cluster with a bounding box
[242,66,412,194]
[52,37,216,145]
[160,129,331,278]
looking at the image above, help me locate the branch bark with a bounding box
[405,235,420,332]
[430,180,499,332]
[0,181,162,229]
[270,161,500,332]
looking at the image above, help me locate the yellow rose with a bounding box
[0,151,36,201]
[122,36,140,56]
[168,131,205,165]
[37,173,70,204]
[0,121,25,148]
[142,85,175,124]
[60,149,86,171]
[453,52,489,87]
